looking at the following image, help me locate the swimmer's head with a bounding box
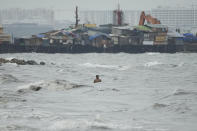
[96,75,99,79]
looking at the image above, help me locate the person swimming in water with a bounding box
[94,75,101,83]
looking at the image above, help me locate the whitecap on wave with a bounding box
[17,80,87,93]
[144,61,184,68]
[177,62,185,67]
[144,61,162,67]
[146,52,161,55]
[80,63,129,71]
[47,118,132,131]
[173,89,197,96]
[5,57,15,61]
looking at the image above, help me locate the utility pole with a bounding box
[75,6,80,28]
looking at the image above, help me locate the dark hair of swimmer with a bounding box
[94,75,101,83]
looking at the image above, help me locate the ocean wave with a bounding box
[0,74,20,84]
[0,125,37,131]
[167,102,191,114]
[48,119,132,131]
[156,89,196,114]
[169,62,185,68]
[80,63,129,71]
[153,103,169,109]
[4,63,18,66]
[146,52,161,55]
[0,93,26,103]
[144,61,184,68]
[17,80,86,93]
[151,101,192,114]
[5,57,15,61]
[178,62,187,67]
[173,104,192,114]
[160,88,197,101]
[173,89,197,96]
[144,61,162,67]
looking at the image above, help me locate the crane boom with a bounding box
[139,11,161,26]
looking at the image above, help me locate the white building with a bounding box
[150,7,197,29]
[79,10,113,25]
[124,10,146,26]
[79,10,145,26]
[79,6,197,29]
[0,9,54,25]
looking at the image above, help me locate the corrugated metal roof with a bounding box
[146,24,168,29]
[167,31,183,37]
[134,25,152,32]
[112,26,134,30]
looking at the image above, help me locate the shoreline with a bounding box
[0,43,197,54]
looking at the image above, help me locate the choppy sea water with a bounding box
[0,53,197,131]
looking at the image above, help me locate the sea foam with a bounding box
[81,63,129,71]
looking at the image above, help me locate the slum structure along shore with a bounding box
[1,7,197,53]
[0,43,197,54]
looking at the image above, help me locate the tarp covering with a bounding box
[89,34,110,40]
[36,34,45,38]
[183,33,197,42]
[89,34,103,40]
[183,33,193,37]
[61,31,76,38]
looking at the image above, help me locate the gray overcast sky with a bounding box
[0,0,194,10]
[0,0,195,20]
